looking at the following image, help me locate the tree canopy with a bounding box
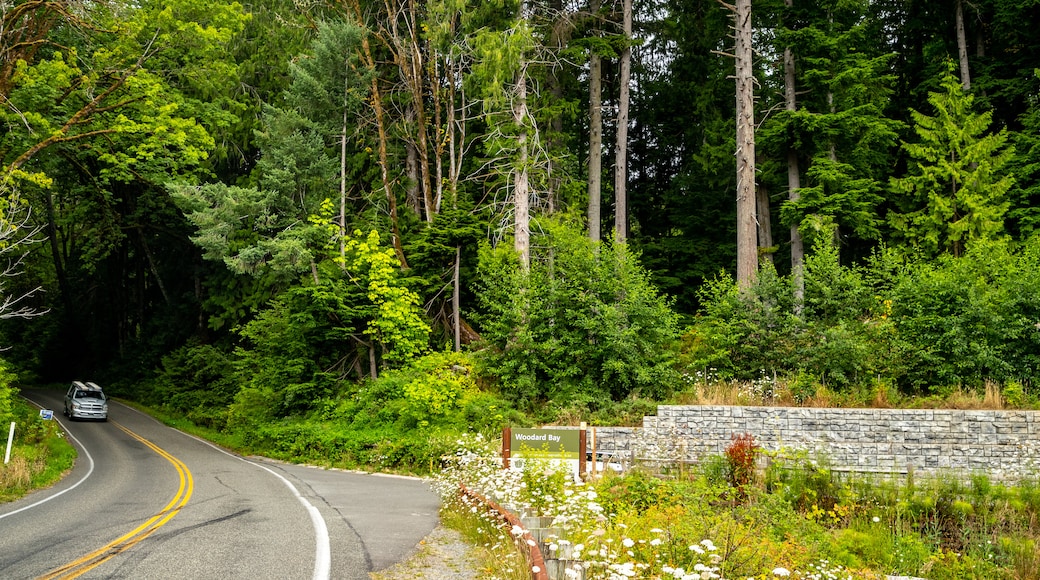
[1,0,1038,418]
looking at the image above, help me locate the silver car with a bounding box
[64,381,108,421]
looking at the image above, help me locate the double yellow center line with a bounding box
[39,422,194,580]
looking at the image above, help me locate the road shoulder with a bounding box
[369,525,480,580]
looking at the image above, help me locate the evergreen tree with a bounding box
[889,66,1014,257]
[473,217,678,404]
[760,0,901,260]
[628,0,737,312]
[1006,69,1040,238]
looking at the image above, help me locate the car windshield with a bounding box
[76,391,104,399]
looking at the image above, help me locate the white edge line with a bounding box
[0,400,95,521]
[239,456,332,580]
[119,404,332,580]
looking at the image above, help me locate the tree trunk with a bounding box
[434,47,465,210]
[756,186,773,265]
[136,227,170,305]
[956,0,971,91]
[614,0,632,243]
[43,191,72,315]
[390,0,435,222]
[431,54,445,215]
[734,0,757,288]
[587,0,603,242]
[372,75,409,269]
[783,2,804,310]
[340,104,349,264]
[453,245,461,352]
[788,149,804,306]
[368,342,378,380]
[448,63,466,207]
[546,0,567,214]
[355,27,410,269]
[406,140,421,214]
[514,64,531,270]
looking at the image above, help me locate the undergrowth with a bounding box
[0,399,75,503]
[437,434,1040,579]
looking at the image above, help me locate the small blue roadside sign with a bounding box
[39,409,53,420]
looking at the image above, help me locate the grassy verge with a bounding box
[439,501,531,580]
[115,399,247,453]
[0,398,76,503]
[118,399,458,476]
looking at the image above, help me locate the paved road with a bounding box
[0,390,441,579]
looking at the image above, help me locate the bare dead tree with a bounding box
[0,189,48,321]
[719,0,758,289]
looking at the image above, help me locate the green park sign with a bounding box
[509,428,581,460]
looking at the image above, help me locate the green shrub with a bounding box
[1002,380,1028,408]
[232,418,458,474]
[923,549,1011,580]
[789,371,818,404]
[886,239,1040,392]
[461,391,525,433]
[833,522,933,577]
[1,398,76,503]
[683,235,1040,397]
[0,358,16,423]
[145,342,238,428]
[473,217,681,406]
[764,451,859,516]
[333,350,514,434]
[683,265,798,382]
[399,351,477,428]
[803,239,877,325]
[598,469,687,513]
[227,385,279,429]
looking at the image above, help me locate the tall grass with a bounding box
[439,503,532,580]
[671,374,1020,410]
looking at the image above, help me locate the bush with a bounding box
[1002,381,1028,408]
[473,217,681,406]
[682,265,798,382]
[399,351,478,428]
[334,350,514,434]
[233,281,370,417]
[234,419,458,473]
[684,236,1040,397]
[0,360,13,424]
[885,238,1040,392]
[143,341,238,429]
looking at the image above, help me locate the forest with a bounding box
[2,0,1040,468]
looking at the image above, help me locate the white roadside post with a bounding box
[4,422,14,464]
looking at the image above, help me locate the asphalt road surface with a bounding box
[0,390,441,579]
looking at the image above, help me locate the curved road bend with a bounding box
[0,390,440,579]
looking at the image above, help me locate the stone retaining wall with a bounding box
[590,406,1040,477]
